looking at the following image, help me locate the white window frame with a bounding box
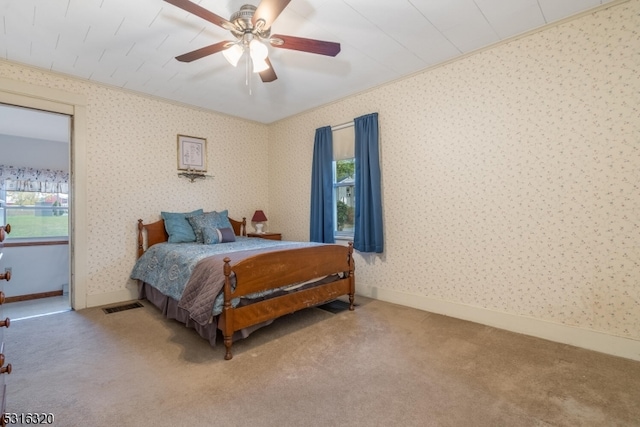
[0,188,70,241]
[331,123,355,240]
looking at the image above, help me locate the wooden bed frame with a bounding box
[136,216,355,360]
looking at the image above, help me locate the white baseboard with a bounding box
[83,283,640,361]
[356,284,640,362]
[86,287,138,309]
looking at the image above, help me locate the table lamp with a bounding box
[251,210,268,234]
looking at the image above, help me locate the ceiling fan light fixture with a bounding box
[252,58,270,73]
[223,43,244,67]
[249,39,269,62]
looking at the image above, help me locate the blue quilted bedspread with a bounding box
[130,237,321,317]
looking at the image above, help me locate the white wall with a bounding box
[1,245,68,298]
[0,135,69,171]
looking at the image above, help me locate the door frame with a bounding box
[0,77,88,310]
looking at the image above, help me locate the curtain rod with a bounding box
[331,121,354,131]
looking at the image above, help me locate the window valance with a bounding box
[0,165,69,193]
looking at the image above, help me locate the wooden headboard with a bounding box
[137,216,246,258]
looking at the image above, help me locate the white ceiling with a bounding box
[0,0,614,124]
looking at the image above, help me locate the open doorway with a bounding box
[0,103,71,319]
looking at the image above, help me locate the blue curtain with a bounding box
[354,113,383,253]
[310,126,335,243]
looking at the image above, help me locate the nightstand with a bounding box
[247,232,282,241]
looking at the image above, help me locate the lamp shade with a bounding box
[249,39,268,61]
[249,39,269,73]
[252,58,270,73]
[252,210,268,222]
[223,43,244,67]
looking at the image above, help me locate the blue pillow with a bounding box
[202,226,236,244]
[161,209,203,243]
[187,210,232,243]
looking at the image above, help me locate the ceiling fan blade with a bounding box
[164,0,234,30]
[270,34,341,57]
[259,58,278,83]
[252,0,291,30]
[175,41,232,62]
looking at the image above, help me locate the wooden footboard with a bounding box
[219,242,355,360]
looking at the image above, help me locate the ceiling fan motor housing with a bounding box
[229,4,270,40]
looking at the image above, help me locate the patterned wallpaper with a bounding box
[0,60,270,297]
[0,0,637,343]
[269,0,640,340]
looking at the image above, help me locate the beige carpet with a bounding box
[4,297,640,427]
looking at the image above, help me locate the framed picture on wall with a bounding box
[177,134,207,172]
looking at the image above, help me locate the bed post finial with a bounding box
[347,241,354,269]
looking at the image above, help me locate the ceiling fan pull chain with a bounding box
[244,55,251,95]
[246,54,253,95]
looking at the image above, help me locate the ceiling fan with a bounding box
[164,0,341,83]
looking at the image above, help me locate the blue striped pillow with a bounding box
[202,226,236,244]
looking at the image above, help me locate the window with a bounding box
[312,113,382,251]
[332,125,355,238]
[0,190,69,239]
[0,165,70,240]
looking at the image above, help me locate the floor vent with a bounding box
[103,301,144,314]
